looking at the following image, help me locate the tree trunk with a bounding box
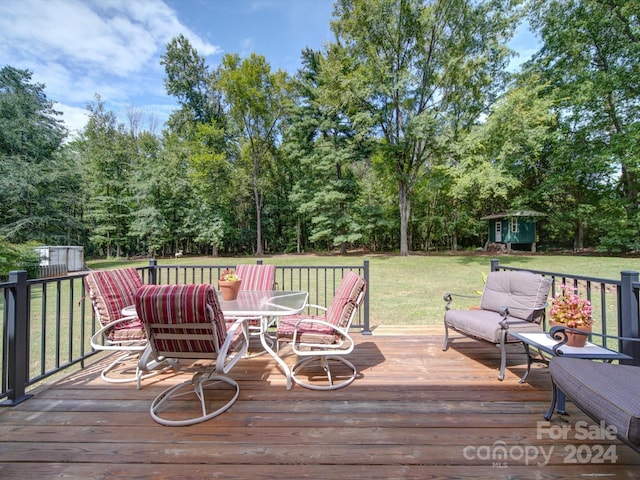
[574,220,584,250]
[253,156,264,256]
[399,180,410,256]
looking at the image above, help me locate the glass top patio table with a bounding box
[122,290,308,318]
[216,290,308,317]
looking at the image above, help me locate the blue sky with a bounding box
[0,0,538,136]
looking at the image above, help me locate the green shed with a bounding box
[481,210,545,253]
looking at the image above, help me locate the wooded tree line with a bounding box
[1,0,638,260]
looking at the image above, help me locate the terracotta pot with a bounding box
[549,321,592,347]
[219,280,241,301]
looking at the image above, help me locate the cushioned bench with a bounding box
[443,270,552,380]
[546,356,640,452]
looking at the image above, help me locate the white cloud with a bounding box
[55,103,91,138]
[0,0,220,132]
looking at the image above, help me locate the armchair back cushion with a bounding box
[235,264,276,291]
[326,271,367,334]
[136,284,226,356]
[84,268,145,342]
[480,270,551,323]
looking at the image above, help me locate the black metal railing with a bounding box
[1,260,370,406]
[3,257,639,407]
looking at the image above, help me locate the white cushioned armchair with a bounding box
[443,270,552,380]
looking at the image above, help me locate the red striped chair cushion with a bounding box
[136,284,227,354]
[278,271,366,345]
[325,271,366,330]
[235,264,276,290]
[84,268,145,341]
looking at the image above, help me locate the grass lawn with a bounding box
[86,253,640,328]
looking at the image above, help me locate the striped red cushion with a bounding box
[325,271,367,330]
[235,264,276,290]
[136,284,226,354]
[84,268,144,334]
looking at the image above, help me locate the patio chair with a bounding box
[443,270,552,380]
[276,271,367,390]
[136,283,249,426]
[233,263,276,355]
[85,268,167,387]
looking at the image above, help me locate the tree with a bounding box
[161,34,222,134]
[527,0,640,251]
[218,53,291,256]
[325,0,522,255]
[80,96,135,257]
[0,66,82,244]
[285,49,367,254]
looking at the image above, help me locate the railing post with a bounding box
[148,259,158,285]
[491,259,500,272]
[619,270,640,365]
[362,259,371,335]
[1,270,32,406]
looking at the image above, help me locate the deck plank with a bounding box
[1,332,638,479]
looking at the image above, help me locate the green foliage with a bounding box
[0,238,40,280]
[526,0,640,250]
[0,66,82,245]
[2,1,639,257]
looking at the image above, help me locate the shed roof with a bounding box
[481,210,546,220]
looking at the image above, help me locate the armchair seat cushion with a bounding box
[108,321,146,342]
[277,314,334,344]
[445,309,543,344]
[550,357,640,449]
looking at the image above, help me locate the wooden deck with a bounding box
[1,328,639,479]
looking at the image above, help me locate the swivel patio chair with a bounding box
[276,271,367,390]
[443,270,552,380]
[136,283,249,426]
[85,268,167,387]
[233,263,276,355]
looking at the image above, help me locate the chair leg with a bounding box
[443,321,450,351]
[544,382,558,420]
[291,356,357,391]
[498,332,507,381]
[101,351,171,387]
[149,372,240,426]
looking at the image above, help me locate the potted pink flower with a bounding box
[548,284,593,346]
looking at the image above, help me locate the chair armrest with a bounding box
[549,325,640,355]
[498,306,510,329]
[300,303,328,315]
[291,318,353,352]
[90,315,147,351]
[443,292,480,311]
